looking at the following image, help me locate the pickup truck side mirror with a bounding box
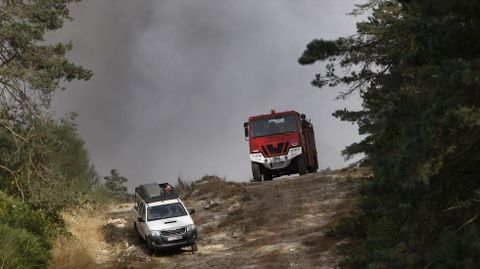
[137,217,145,222]
[189,209,196,215]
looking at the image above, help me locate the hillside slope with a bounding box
[68,168,369,269]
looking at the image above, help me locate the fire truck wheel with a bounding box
[297,154,308,175]
[263,172,273,181]
[252,162,262,181]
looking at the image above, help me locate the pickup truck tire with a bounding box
[297,154,308,175]
[191,242,198,253]
[252,162,262,181]
[146,236,155,254]
[134,223,144,242]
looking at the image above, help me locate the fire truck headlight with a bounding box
[250,153,264,162]
[288,147,302,157]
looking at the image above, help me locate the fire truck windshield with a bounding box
[250,114,298,138]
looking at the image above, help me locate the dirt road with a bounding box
[93,168,368,269]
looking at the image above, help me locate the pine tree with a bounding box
[0,0,92,202]
[104,169,128,200]
[300,0,480,267]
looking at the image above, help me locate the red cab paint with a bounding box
[244,110,318,181]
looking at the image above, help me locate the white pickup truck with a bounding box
[132,183,198,252]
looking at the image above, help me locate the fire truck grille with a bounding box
[266,142,287,155]
[161,227,186,236]
[283,142,290,153]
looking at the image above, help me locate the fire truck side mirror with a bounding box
[243,122,249,140]
[300,114,306,120]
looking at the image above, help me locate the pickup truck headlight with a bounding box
[151,230,161,237]
[186,224,196,232]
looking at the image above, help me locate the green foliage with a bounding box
[0,0,92,92]
[0,0,92,205]
[0,224,51,269]
[0,191,56,239]
[0,1,98,267]
[0,120,98,215]
[89,184,115,205]
[104,169,128,200]
[52,121,97,194]
[0,0,98,215]
[300,0,480,267]
[427,226,480,268]
[0,191,52,269]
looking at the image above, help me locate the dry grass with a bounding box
[194,175,243,199]
[339,166,372,180]
[51,237,97,269]
[176,176,196,198]
[50,208,109,269]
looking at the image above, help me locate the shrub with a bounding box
[194,175,241,199]
[176,176,195,198]
[0,191,54,239]
[89,184,115,205]
[0,224,51,269]
[0,192,52,268]
[427,226,480,268]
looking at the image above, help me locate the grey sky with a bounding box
[51,0,363,189]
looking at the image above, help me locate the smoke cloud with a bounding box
[51,0,362,189]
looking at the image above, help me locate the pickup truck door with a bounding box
[137,202,147,239]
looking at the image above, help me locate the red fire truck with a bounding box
[243,110,318,181]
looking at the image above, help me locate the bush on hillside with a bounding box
[0,224,51,269]
[0,192,52,268]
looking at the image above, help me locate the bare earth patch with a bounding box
[60,168,369,268]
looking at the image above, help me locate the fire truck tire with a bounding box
[309,154,318,173]
[297,154,308,175]
[252,162,262,181]
[263,171,273,181]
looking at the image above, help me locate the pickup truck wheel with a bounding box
[252,162,262,181]
[191,242,198,253]
[134,223,144,242]
[296,154,308,175]
[146,236,155,254]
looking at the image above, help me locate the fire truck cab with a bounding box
[244,110,318,181]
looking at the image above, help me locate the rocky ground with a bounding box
[90,168,370,269]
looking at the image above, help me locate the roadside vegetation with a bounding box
[0,1,130,268]
[300,0,480,267]
[51,206,110,269]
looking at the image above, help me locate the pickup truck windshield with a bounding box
[250,114,298,138]
[147,202,187,221]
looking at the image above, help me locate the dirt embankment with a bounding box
[58,168,370,269]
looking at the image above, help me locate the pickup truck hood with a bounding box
[146,215,193,231]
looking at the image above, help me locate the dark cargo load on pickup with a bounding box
[135,183,177,203]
